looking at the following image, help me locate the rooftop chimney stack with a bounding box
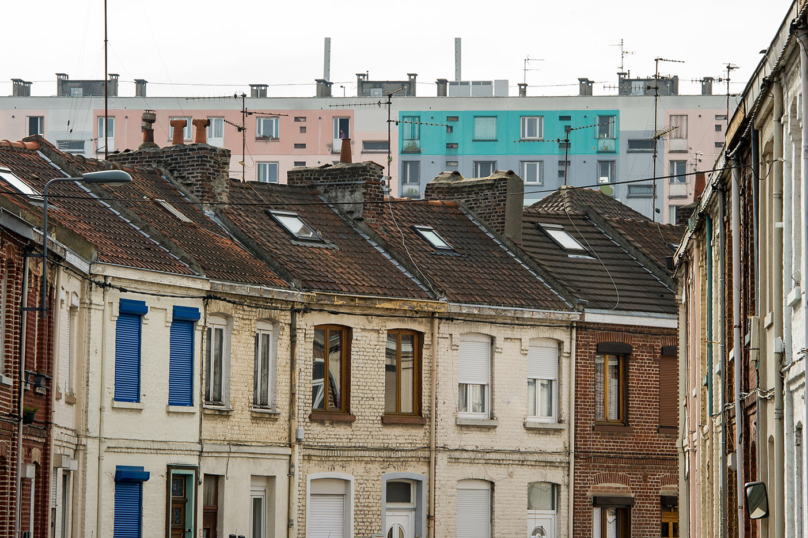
[407,73,418,96]
[578,78,593,96]
[436,79,448,97]
[11,79,32,97]
[250,84,268,98]
[108,73,119,97]
[454,38,462,81]
[170,119,187,145]
[339,138,352,164]
[135,79,147,97]
[701,77,714,96]
[193,119,210,144]
[139,110,158,150]
[315,79,333,97]
[518,83,527,97]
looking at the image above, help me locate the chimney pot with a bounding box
[193,119,211,144]
[139,110,158,149]
[135,79,147,97]
[518,83,527,97]
[436,79,448,97]
[170,119,187,145]
[339,138,352,163]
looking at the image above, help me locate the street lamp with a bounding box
[40,170,132,317]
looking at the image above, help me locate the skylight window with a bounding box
[538,223,587,252]
[267,210,322,242]
[0,167,41,199]
[412,225,453,250]
[155,199,192,223]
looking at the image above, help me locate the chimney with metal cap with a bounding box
[518,83,527,97]
[11,79,32,97]
[250,84,267,98]
[578,78,593,96]
[407,73,418,96]
[315,79,332,97]
[135,79,147,97]
[436,79,448,97]
[701,77,714,96]
[108,73,119,97]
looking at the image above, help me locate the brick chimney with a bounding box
[12,79,32,97]
[339,138,352,163]
[424,170,524,244]
[287,161,385,223]
[139,110,158,150]
[170,119,187,145]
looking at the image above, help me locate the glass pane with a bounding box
[172,476,184,497]
[528,379,537,417]
[539,379,553,418]
[386,481,411,503]
[608,357,620,420]
[527,482,554,510]
[593,508,602,538]
[458,383,468,412]
[213,328,223,402]
[400,334,415,414]
[527,118,538,138]
[312,329,325,409]
[385,334,398,413]
[474,117,497,140]
[328,330,343,410]
[595,355,605,420]
[252,497,263,538]
[662,523,669,537]
[417,228,450,249]
[206,328,212,399]
[606,508,617,538]
[471,384,486,414]
[524,163,538,184]
[260,333,270,406]
[203,475,218,507]
[545,229,585,251]
[275,214,318,240]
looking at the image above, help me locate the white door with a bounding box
[386,511,414,538]
[309,494,345,538]
[527,511,556,538]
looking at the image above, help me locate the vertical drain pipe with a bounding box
[706,214,714,536]
[14,253,30,538]
[287,307,298,538]
[428,313,438,538]
[796,35,808,523]
[732,158,745,538]
[773,77,785,538]
[719,186,728,538]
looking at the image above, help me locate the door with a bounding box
[171,475,187,538]
[386,511,414,538]
[527,512,556,538]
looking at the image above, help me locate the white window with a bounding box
[473,117,497,140]
[670,115,688,139]
[413,225,453,251]
[528,340,558,422]
[597,161,615,184]
[456,480,491,538]
[254,322,273,408]
[521,161,544,185]
[538,223,587,253]
[521,116,543,140]
[62,304,77,394]
[669,161,687,184]
[669,206,680,225]
[595,116,615,139]
[205,315,230,405]
[333,117,351,150]
[458,334,491,418]
[267,210,323,242]
[474,161,496,178]
[257,117,279,139]
[402,162,421,198]
[28,116,44,136]
[257,162,279,184]
[251,477,267,538]
[528,482,558,538]
[169,116,192,141]
[207,117,224,147]
[308,477,352,538]
[97,116,115,152]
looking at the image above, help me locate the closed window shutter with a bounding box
[456,488,491,538]
[528,342,557,380]
[114,314,141,402]
[659,355,678,426]
[169,320,194,406]
[63,310,71,393]
[308,494,345,538]
[114,482,142,538]
[458,335,490,385]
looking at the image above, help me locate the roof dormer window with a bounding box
[267,210,322,242]
[412,225,453,251]
[538,223,587,253]
[0,167,41,200]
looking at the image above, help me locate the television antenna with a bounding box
[524,55,544,85]
[611,39,634,72]
[724,63,739,124]
[651,57,685,221]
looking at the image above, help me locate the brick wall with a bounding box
[573,322,678,538]
[287,162,385,223]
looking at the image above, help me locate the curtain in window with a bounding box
[402,116,420,140]
[474,117,497,140]
[670,115,688,139]
[595,356,605,420]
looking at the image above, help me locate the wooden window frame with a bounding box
[384,330,422,418]
[594,506,630,537]
[595,353,627,425]
[310,325,352,418]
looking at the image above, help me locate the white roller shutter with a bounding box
[528,340,557,381]
[63,311,71,393]
[456,486,490,538]
[308,494,345,538]
[458,334,490,385]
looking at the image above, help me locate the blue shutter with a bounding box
[115,313,141,402]
[114,481,142,538]
[169,320,194,406]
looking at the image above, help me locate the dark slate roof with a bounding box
[521,210,675,314]
[0,144,195,275]
[366,200,570,311]
[532,187,650,221]
[219,182,429,299]
[608,218,682,270]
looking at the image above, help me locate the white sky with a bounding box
[0,0,790,99]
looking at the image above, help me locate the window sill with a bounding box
[592,424,633,433]
[309,411,356,423]
[524,420,566,431]
[658,426,677,435]
[472,139,498,142]
[65,394,77,405]
[251,407,281,420]
[0,374,11,387]
[382,415,427,425]
[112,400,144,410]
[167,405,196,414]
[255,137,279,142]
[456,417,498,427]
[203,405,233,416]
[520,138,545,142]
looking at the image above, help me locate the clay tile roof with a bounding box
[531,187,650,221]
[367,201,570,310]
[219,183,429,299]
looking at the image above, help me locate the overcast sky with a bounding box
[1,0,790,99]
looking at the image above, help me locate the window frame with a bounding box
[538,223,587,254]
[670,115,688,139]
[457,334,492,419]
[333,117,351,141]
[250,485,267,538]
[592,506,630,538]
[520,116,544,140]
[521,161,544,186]
[64,304,77,395]
[0,266,6,374]
[595,115,616,139]
[169,116,193,141]
[401,115,421,154]
[28,116,44,136]
[473,116,498,141]
[97,116,115,153]
[384,330,422,417]
[257,116,279,139]
[456,479,492,538]
[412,225,453,251]
[207,117,225,144]
[256,162,279,184]
[597,161,616,184]
[205,315,230,406]
[473,161,497,178]
[594,353,627,425]
[527,340,558,423]
[669,160,687,184]
[267,210,323,242]
[311,325,352,415]
[254,322,274,408]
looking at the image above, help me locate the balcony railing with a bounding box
[597,138,616,153]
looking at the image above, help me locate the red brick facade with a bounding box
[573,323,678,538]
